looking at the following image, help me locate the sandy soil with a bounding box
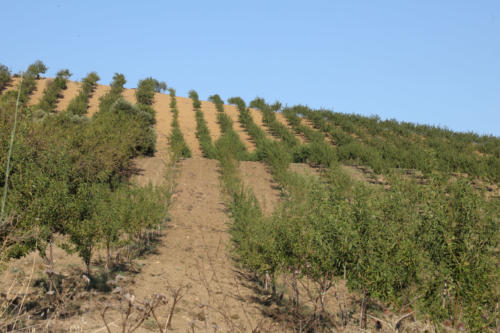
[153,92,173,157]
[249,108,273,138]
[200,100,221,142]
[176,96,202,157]
[121,87,136,104]
[239,161,281,215]
[223,104,256,151]
[87,83,110,116]
[0,77,20,94]
[275,112,307,143]
[26,78,48,107]
[55,80,81,112]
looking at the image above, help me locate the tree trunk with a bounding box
[360,287,367,330]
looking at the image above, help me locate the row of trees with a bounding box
[66,72,100,115]
[290,105,500,182]
[209,94,252,161]
[221,96,499,330]
[36,69,72,112]
[189,90,216,158]
[167,88,191,160]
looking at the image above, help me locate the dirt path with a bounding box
[223,104,256,151]
[201,100,221,142]
[176,96,202,157]
[130,158,269,332]
[239,161,281,215]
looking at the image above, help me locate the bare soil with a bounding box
[239,161,281,215]
[27,78,48,107]
[87,83,110,116]
[200,100,222,142]
[176,96,203,158]
[130,158,273,332]
[56,81,81,112]
[275,112,307,143]
[223,104,256,151]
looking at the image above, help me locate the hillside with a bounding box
[0,63,499,332]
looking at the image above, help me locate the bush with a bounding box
[136,77,162,105]
[26,60,47,79]
[0,64,11,90]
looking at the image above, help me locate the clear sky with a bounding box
[2,1,499,135]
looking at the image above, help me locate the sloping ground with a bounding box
[201,100,222,142]
[239,161,281,215]
[130,158,271,332]
[223,104,256,151]
[176,96,203,157]
[249,108,273,138]
[26,78,48,106]
[121,87,137,104]
[131,92,172,187]
[56,80,80,112]
[153,92,173,158]
[87,83,110,116]
[0,77,20,94]
[275,112,307,143]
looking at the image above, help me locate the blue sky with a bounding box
[2,1,499,135]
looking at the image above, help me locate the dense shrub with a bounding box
[136,77,166,105]
[0,64,11,91]
[0,74,166,275]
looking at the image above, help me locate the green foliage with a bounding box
[36,69,72,113]
[189,90,216,158]
[3,61,49,106]
[98,73,126,113]
[209,94,252,161]
[136,77,165,105]
[295,105,500,182]
[168,88,191,160]
[26,60,47,79]
[0,64,11,90]
[66,72,100,115]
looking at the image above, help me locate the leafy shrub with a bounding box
[26,60,47,79]
[98,73,126,113]
[0,64,11,90]
[136,77,165,105]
